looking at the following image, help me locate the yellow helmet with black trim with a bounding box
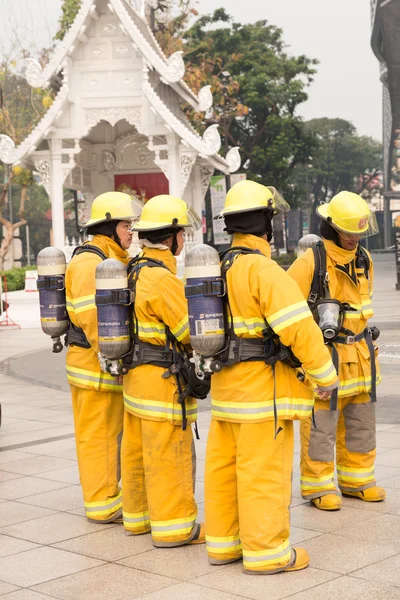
[215,180,289,219]
[317,191,378,237]
[132,195,201,234]
[84,191,143,228]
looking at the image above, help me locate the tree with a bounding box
[0,63,49,268]
[181,9,318,198]
[291,118,383,233]
[55,0,83,41]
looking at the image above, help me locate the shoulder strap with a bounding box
[219,246,261,280]
[73,244,108,261]
[356,245,371,281]
[309,241,328,304]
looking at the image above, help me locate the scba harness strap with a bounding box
[124,256,209,432]
[216,247,301,370]
[65,245,109,349]
[308,242,377,411]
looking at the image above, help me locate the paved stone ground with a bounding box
[0,254,399,599]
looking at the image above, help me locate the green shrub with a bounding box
[0,266,37,292]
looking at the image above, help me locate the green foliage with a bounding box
[0,266,37,291]
[289,118,382,232]
[183,9,318,200]
[55,0,82,41]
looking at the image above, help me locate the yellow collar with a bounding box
[323,239,357,265]
[232,233,272,258]
[141,246,177,275]
[88,235,130,264]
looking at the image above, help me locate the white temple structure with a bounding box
[0,0,240,249]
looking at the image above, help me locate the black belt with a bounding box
[224,337,267,366]
[128,340,174,369]
[65,323,91,349]
[329,329,377,410]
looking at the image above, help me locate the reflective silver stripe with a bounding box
[85,496,122,512]
[172,321,189,340]
[300,478,334,487]
[337,469,374,478]
[212,403,312,415]
[269,305,310,330]
[73,298,95,309]
[124,515,149,523]
[243,546,291,563]
[206,539,241,548]
[137,325,166,334]
[124,396,197,417]
[339,379,371,392]
[151,518,196,532]
[233,320,267,331]
[310,364,336,381]
[67,368,121,387]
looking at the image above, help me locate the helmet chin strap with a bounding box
[111,222,122,248]
[171,232,179,256]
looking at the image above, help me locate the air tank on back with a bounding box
[95,259,131,359]
[37,247,68,353]
[296,234,322,257]
[185,244,225,356]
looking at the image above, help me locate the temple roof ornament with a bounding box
[21,0,212,112]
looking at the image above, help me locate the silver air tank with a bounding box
[95,259,131,359]
[37,247,68,353]
[296,234,322,257]
[185,244,225,357]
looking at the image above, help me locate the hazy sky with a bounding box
[0,0,382,140]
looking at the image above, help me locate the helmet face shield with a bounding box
[317,192,379,239]
[184,205,202,234]
[130,196,145,222]
[267,187,290,214]
[330,211,379,238]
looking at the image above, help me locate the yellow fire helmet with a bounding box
[84,191,143,228]
[132,194,202,234]
[215,180,290,219]
[317,191,379,237]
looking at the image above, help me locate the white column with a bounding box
[166,133,182,197]
[193,163,205,245]
[49,138,65,249]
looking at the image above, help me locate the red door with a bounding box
[115,173,169,202]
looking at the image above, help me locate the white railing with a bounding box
[64,236,83,263]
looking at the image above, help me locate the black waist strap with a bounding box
[65,323,91,349]
[329,328,377,410]
[335,331,366,344]
[225,337,266,365]
[128,340,174,369]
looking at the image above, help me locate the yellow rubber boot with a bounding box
[311,494,342,511]
[284,548,310,572]
[342,486,386,502]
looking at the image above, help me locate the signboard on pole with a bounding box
[230,173,246,187]
[210,175,230,245]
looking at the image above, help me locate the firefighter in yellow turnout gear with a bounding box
[288,191,385,511]
[205,181,339,574]
[121,195,205,546]
[66,192,142,522]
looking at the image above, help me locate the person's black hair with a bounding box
[319,219,341,246]
[139,226,183,255]
[86,220,122,246]
[224,209,274,242]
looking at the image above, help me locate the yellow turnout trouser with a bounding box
[121,411,199,546]
[300,392,376,498]
[205,419,294,573]
[70,384,123,521]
